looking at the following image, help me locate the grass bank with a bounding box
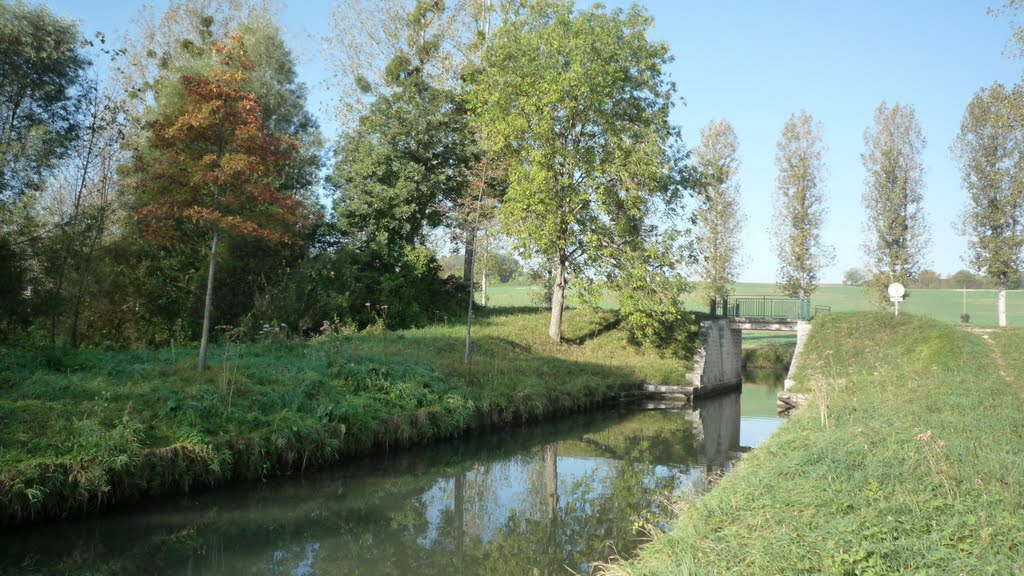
[0,308,689,526]
[610,312,1024,574]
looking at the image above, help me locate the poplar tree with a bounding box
[861,101,929,305]
[952,82,1024,326]
[772,111,833,299]
[693,119,743,304]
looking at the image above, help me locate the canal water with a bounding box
[1,372,783,575]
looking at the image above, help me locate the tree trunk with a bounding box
[548,259,566,343]
[481,268,488,307]
[463,222,476,283]
[999,288,1007,328]
[198,226,219,371]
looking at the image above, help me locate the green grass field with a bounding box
[483,281,1024,327]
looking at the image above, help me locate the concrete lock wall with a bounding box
[688,319,743,396]
[783,320,811,392]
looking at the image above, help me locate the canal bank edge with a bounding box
[0,310,693,527]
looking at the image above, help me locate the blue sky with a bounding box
[45,0,1023,282]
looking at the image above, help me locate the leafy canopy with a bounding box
[773,110,833,298]
[134,33,307,245]
[469,0,689,345]
[0,0,89,205]
[861,101,929,304]
[952,82,1024,288]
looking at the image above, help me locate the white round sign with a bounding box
[887,282,906,300]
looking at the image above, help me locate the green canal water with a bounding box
[1,373,783,575]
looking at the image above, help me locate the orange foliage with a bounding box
[134,34,307,245]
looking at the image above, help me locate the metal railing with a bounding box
[710,296,823,321]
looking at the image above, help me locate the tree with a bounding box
[693,119,743,303]
[34,63,127,347]
[118,0,271,127]
[134,34,306,370]
[327,0,518,287]
[119,7,323,343]
[330,75,470,255]
[0,0,89,207]
[914,268,942,289]
[772,110,833,299]
[861,101,929,305]
[326,0,521,126]
[842,267,867,286]
[952,83,1024,326]
[470,0,688,343]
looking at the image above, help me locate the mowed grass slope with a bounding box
[610,312,1024,574]
[486,281,1024,326]
[0,308,689,525]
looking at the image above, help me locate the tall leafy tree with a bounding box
[34,66,128,347]
[0,1,90,331]
[119,6,322,340]
[327,0,520,284]
[861,101,929,305]
[772,110,833,299]
[118,0,271,126]
[330,78,470,254]
[470,0,688,343]
[330,0,471,256]
[952,82,1024,326]
[0,0,89,206]
[134,33,307,370]
[693,119,743,304]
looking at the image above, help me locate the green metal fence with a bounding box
[710,296,828,321]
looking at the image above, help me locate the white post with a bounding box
[999,289,1007,327]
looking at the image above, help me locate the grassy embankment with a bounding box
[0,308,689,526]
[610,312,1024,574]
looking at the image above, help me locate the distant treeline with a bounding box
[843,267,1024,290]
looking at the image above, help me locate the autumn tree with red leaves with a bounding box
[134,34,306,370]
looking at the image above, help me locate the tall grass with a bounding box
[0,308,688,525]
[608,312,1024,574]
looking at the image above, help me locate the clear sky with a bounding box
[43,0,1024,283]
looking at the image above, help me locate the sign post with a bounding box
[888,282,906,317]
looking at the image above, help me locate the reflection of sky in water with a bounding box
[741,416,784,447]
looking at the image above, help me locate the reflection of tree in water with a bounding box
[3,406,754,576]
[473,442,680,575]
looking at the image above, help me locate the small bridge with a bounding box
[711,296,830,330]
[642,296,828,406]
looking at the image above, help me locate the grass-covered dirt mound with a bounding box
[610,312,1024,574]
[0,308,691,526]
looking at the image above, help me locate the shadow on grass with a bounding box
[475,305,548,319]
[564,314,623,346]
